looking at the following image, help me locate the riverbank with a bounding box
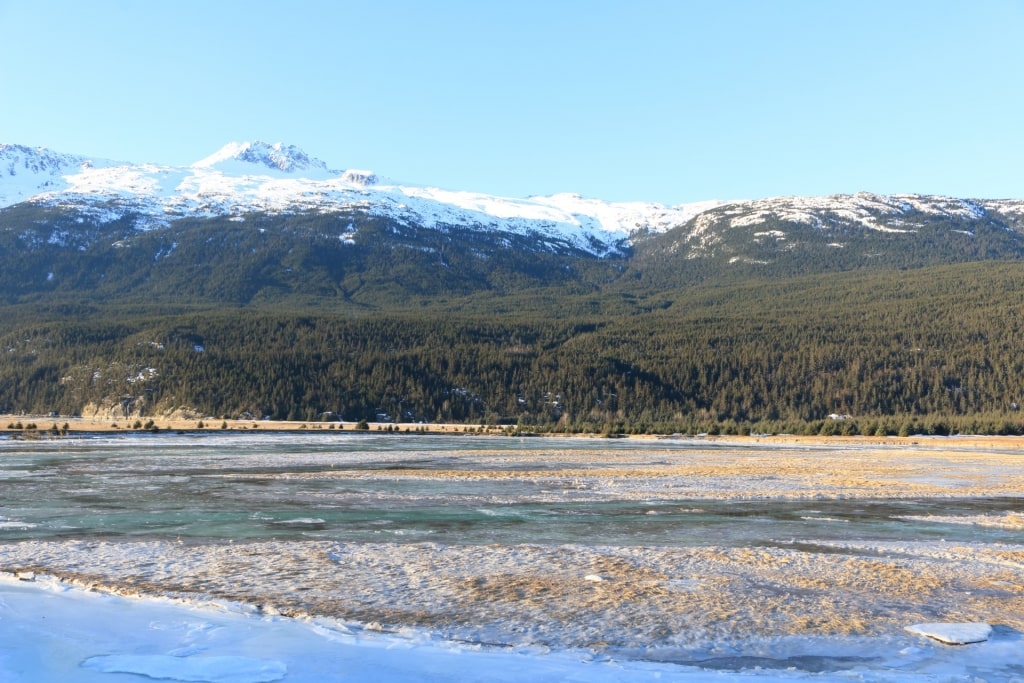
[8,571,1020,683]
[9,413,1024,452]
[1,415,511,436]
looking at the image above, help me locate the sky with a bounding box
[1,0,1022,205]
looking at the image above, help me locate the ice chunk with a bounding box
[905,622,992,645]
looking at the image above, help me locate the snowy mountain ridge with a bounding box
[0,141,722,256]
[706,192,1018,234]
[0,143,121,208]
[2,141,1023,258]
[669,192,1024,261]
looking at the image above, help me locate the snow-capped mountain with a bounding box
[0,141,723,257]
[638,191,1024,265]
[3,141,1024,265]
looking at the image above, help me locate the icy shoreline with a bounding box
[4,533,1024,671]
[3,571,1022,682]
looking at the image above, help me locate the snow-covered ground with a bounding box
[2,573,1021,683]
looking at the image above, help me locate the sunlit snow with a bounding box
[3,142,1023,258]
[0,141,729,256]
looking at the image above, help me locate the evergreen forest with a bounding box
[4,251,1024,436]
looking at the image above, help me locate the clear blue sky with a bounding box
[2,1,1022,204]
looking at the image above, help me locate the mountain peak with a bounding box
[1,143,90,173]
[0,143,118,208]
[191,141,334,178]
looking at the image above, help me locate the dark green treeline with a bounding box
[3,260,1024,435]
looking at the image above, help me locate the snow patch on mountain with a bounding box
[0,144,121,208]
[670,191,1024,260]
[989,199,1024,219]
[718,192,995,234]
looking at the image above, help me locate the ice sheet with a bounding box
[2,574,1023,682]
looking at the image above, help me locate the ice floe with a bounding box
[905,622,992,645]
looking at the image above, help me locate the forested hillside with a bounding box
[0,209,618,306]
[4,260,1024,435]
[5,182,1024,435]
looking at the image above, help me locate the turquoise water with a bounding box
[0,432,1020,547]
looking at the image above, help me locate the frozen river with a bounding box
[2,432,1023,681]
[2,432,1021,547]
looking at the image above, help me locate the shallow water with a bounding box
[1,432,1020,547]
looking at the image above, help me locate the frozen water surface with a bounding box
[1,432,1023,681]
[1,433,1021,546]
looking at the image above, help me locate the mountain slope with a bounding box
[6,142,1024,430]
[4,141,1024,305]
[628,192,1024,286]
[0,143,123,208]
